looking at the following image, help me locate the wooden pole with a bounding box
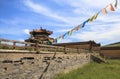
[25,44,27,50]
[0,40,1,47]
[64,46,67,54]
[13,41,16,49]
[77,48,79,54]
[35,42,38,51]
[89,41,92,53]
[0,40,1,45]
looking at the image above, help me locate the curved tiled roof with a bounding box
[30,27,53,35]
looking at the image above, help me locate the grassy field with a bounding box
[53,60,120,79]
[104,42,120,47]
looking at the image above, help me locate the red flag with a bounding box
[62,34,65,39]
[73,24,82,31]
[109,4,115,11]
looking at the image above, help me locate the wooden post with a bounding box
[64,46,67,54]
[77,48,79,54]
[0,40,1,45]
[89,41,92,53]
[25,44,27,50]
[55,47,57,53]
[13,41,16,49]
[0,40,1,47]
[35,42,38,51]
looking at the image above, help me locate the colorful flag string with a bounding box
[54,0,118,43]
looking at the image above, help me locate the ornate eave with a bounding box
[30,27,53,35]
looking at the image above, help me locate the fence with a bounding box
[0,38,90,54]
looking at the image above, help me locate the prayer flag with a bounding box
[54,36,61,43]
[102,8,107,14]
[57,36,61,40]
[65,32,69,36]
[68,30,73,36]
[62,34,65,39]
[62,32,69,38]
[82,19,89,28]
[73,27,79,31]
[88,15,95,22]
[54,39,57,43]
[73,24,82,31]
[54,0,117,43]
[88,12,99,22]
[109,4,115,11]
[94,12,99,19]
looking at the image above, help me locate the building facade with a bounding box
[25,27,54,45]
[53,41,101,52]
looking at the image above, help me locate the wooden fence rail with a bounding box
[0,38,90,54]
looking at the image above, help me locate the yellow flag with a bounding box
[57,36,61,41]
[88,12,99,22]
[89,15,95,22]
[102,8,107,14]
[68,30,73,36]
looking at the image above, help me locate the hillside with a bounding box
[103,42,120,47]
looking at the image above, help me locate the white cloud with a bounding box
[18,39,24,42]
[0,0,119,46]
[23,29,30,35]
[0,18,20,25]
[55,29,71,33]
[71,23,120,45]
[23,0,70,24]
[58,39,72,43]
[23,0,119,26]
[53,0,113,8]
[68,1,120,44]
[23,0,120,44]
[53,0,116,18]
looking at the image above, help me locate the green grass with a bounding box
[53,60,120,79]
[104,42,120,47]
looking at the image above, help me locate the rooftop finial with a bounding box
[40,27,42,30]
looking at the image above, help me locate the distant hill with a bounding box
[103,42,120,47]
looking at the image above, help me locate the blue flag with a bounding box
[82,19,89,28]
[54,39,57,43]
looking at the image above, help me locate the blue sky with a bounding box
[0,0,120,45]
